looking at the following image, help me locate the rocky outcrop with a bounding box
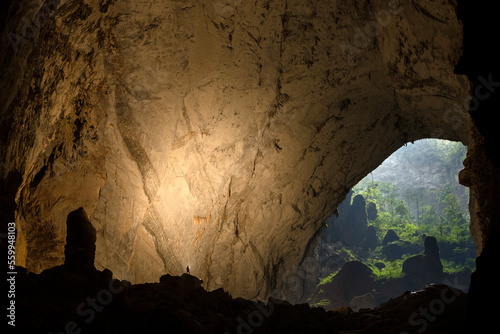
[366,202,378,221]
[64,208,96,268]
[312,261,375,310]
[382,242,403,260]
[382,229,399,245]
[1,0,471,300]
[362,225,378,250]
[349,293,376,312]
[13,210,466,333]
[457,1,500,324]
[321,191,352,244]
[341,195,369,246]
[402,236,443,287]
[323,193,369,246]
[15,263,467,334]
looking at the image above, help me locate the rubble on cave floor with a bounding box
[13,263,466,334]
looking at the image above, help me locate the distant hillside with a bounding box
[365,139,468,215]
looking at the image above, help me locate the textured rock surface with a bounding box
[1,0,471,300]
[349,292,376,312]
[459,122,500,254]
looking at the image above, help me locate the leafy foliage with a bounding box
[351,140,475,275]
[312,140,474,308]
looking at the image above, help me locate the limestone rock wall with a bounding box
[460,121,500,255]
[0,0,470,300]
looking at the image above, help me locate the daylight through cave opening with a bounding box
[2,0,479,309]
[302,139,474,311]
[2,0,499,331]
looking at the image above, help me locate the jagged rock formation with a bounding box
[366,202,378,221]
[64,207,97,268]
[341,195,368,246]
[321,192,370,247]
[14,262,468,334]
[0,0,477,301]
[382,229,399,245]
[319,260,375,310]
[402,236,443,287]
[362,225,378,250]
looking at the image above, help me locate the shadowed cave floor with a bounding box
[10,263,466,334]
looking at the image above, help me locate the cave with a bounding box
[1,0,499,333]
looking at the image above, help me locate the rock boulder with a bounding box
[349,293,376,312]
[402,237,443,286]
[382,229,400,246]
[64,207,96,268]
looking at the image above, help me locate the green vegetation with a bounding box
[350,179,475,276]
[355,181,471,241]
[318,273,336,286]
[366,256,406,280]
[351,140,475,277]
[309,140,474,309]
[314,299,331,307]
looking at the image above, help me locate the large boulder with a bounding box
[323,192,369,247]
[349,293,376,312]
[424,235,440,258]
[322,261,375,310]
[160,273,203,291]
[402,237,443,286]
[382,242,404,260]
[382,229,400,246]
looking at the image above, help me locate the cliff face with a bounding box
[1,0,471,300]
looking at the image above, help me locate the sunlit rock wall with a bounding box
[0,0,470,300]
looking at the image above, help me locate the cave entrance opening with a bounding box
[304,139,474,311]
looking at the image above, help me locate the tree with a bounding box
[443,193,465,227]
[354,180,400,215]
[402,187,426,224]
[377,182,400,214]
[420,205,438,226]
[394,200,409,223]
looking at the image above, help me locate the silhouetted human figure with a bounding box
[186,266,190,274]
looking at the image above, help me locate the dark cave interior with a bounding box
[1,0,500,333]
